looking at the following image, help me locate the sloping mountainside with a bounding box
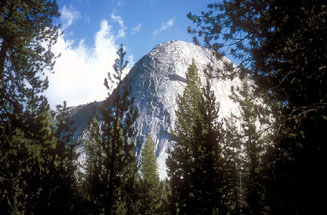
[68,40,243,178]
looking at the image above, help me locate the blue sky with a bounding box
[45,0,216,109]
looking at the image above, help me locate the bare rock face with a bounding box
[70,40,243,178]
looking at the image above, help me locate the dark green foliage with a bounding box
[23,101,79,214]
[82,44,138,215]
[167,61,203,214]
[230,78,274,215]
[138,135,161,215]
[222,116,243,215]
[158,179,171,215]
[0,0,74,213]
[167,61,231,215]
[82,114,104,214]
[188,0,327,214]
[141,135,159,183]
[0,101,56,214]
[0,0,60,99]
[51,102,80,213]
[0,99,79,214]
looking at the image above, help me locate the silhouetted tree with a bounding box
[83,44,138,215]
[0,0,60,213]
[230,78,274,215]
[167,61,228,215]
[188,0,327,214]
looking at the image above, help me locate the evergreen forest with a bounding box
[1,0,326,214]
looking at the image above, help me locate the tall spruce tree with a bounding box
[230,78,273,215]
[12,99,57,214]
[82,112,108,214]
[83,44,138,215]
[138,135,161,215]
[82,112,104,214]
[187,0,327,214]
[0,0,61,213]
[167,61,228,215]
[222,115,243,215]
[51,102,80,214]
[23,101,79,214]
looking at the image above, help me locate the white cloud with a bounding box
[131,23,142,35]
[128,55,135,67]
[111,13,126,39]
[61,5,80,30]
[153,17,175,38]
[45,20,132,109]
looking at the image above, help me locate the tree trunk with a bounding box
[0,39,8,85]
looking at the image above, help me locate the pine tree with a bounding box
[187,1,327,213]
[82,112,104,214]
[83,44,138,215]
[138,135,161,215]
[51,101,80,213]
[0,0,60,213]
[22,101,79,214]
[4,98,58,214]
[158,178,171,215]
[0,0,59,85]
[82,111,109,214]
[230,78,273,215]
[167,61,227,215]
[166,60,203,214]
[222,115,243,215]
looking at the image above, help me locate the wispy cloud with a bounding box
[60,5,80,30]
[46,20,133,109]
[153,17,175,38]
[111,13,126,38]
[131,23,142,35]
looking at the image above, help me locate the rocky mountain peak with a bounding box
[71,40,243,178]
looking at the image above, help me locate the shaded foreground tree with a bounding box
[0,0,60,85]
[167,61,235,214]
[50,102,80,213]
[82,44,138,215]
[230,78,274,215]
[0,0,78,213]
[22,102,80,214]
[188,0,327,214]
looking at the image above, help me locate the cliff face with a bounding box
[69,40,243,178]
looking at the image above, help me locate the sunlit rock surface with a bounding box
[69,41,243,178]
